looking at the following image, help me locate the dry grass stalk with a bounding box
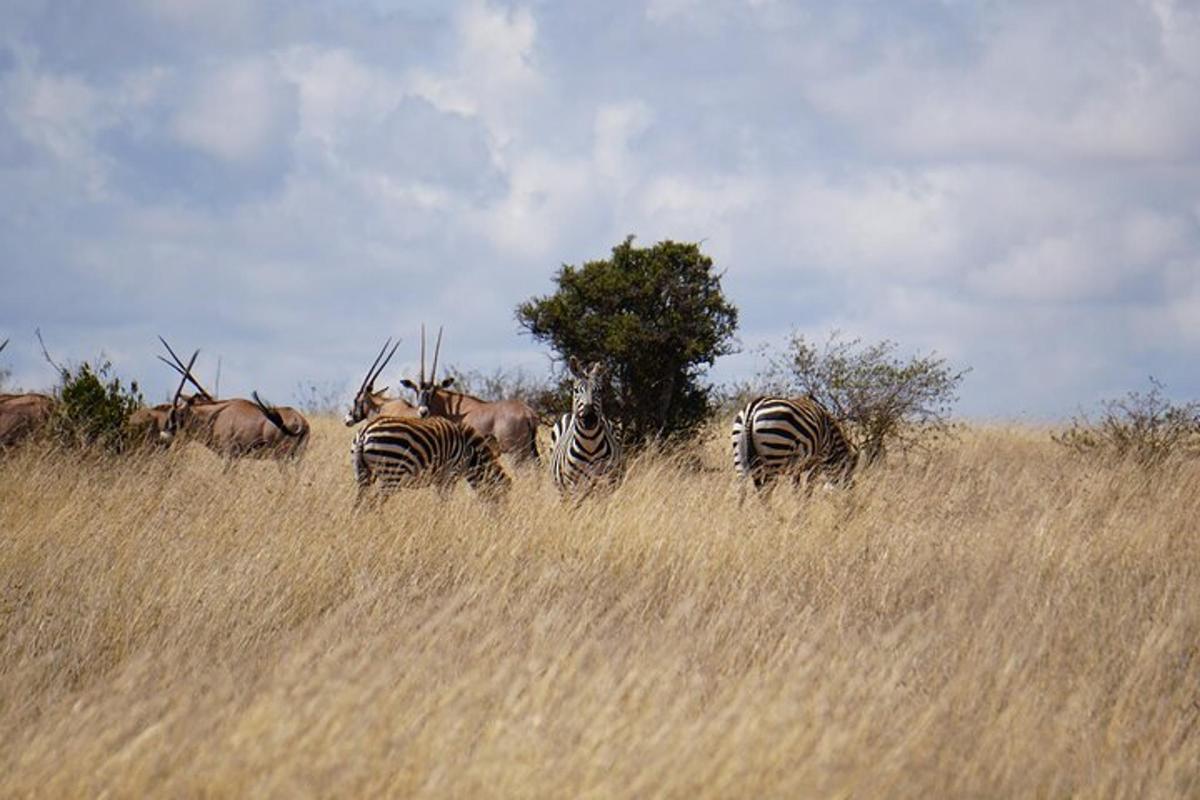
[1,419,1198,797]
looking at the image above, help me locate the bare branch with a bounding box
[34,328,65,375]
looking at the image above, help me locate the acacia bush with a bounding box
[517,236,739,445]
[48,359,144,453]
[755,331,968,463]
[1053,377,1200,466]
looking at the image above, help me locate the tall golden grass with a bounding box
[2,418,1198,797]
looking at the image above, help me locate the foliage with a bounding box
[442,364,567,420]
[516,236,739,445]
[1053,377,1200,466]
[48,359,144,452]
[756,331,969,462]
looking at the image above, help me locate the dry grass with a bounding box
[2,419,1199,798]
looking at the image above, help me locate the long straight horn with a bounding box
[430,326,443,382]
[0,338,8,355]
[157,355,214,400]
[420,323,426,384]
[360,338,392,394]
[173,350,199,404]
[159,335,214,400]
[158,335,190,373]
[372,338,402,388]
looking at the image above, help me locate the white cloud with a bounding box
[406,0,542,140]
[3,0,1200,416]
[171,57,297,164]
[797,2,1200,163]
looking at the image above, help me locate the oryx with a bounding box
[344,338,420,426]
[399,326,540,464]
[158,339,310,463]
[0,339,55,449]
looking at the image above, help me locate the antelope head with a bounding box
[400,324,454,418]
[160,348,200,443]
[568,357,607,430]
[345,338,401,426]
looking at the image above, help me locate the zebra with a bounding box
[549,359,622,497]
[732,395,858,493]
[351,415,510,506]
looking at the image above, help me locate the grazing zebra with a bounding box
[732,395,857,492]
[351,415,510,506]
[549,359,622,497]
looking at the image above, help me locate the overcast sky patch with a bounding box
[2,0,1199,418]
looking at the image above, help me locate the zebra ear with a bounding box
[568,355,581,376]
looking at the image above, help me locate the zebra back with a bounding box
[352,415,510,502]
[732,395,857,489]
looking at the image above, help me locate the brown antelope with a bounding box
[126,403,173,448]
[158,341,310,463]
[123,339,219,449]
[399,326,540,464]
[0,339,55,449]
[344,338,420,426]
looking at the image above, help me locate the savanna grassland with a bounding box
[2,418,1199,798]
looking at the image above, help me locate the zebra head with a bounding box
[568,357,607,431]
[400,324,454,418]
[346,337,401,426]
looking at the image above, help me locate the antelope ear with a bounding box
[440,377,455,388]
[376,385,389,395]
[400,378,417,391]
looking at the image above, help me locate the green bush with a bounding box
[755,331,969,463]
[49,360,144,453]
[1053,378,1200,466]
[517,236,739,445]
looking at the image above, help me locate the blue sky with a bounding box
[2,0,1198,418]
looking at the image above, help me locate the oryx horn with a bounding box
[172,349,200,404]
[159,336,214,400]
[361,337,401,395]
[430,326,443,382]
[419,323,426,385]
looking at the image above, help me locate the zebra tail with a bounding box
[736,404,757,479]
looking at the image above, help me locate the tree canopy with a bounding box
[517,236,738,445]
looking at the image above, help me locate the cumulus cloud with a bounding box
[1,0,1198,416]
[171,57,297,165]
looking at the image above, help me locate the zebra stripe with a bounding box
[351,415,510,504]
[549,363,622,496]
[732,396,857,490]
